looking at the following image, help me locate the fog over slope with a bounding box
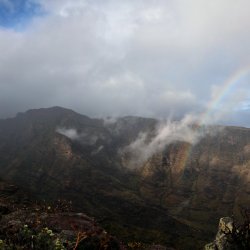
[56,111,225,167]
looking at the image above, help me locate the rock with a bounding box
[204,242,217,250]
[204,217,238,250]
[217,217,233,234]
[60,230,75,241]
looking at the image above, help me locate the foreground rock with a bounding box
[0,180,125,249]
[205,217,234,250]
[205,216,250,250]
[0,180,171,249]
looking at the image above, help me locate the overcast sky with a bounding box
[0,0,250,126]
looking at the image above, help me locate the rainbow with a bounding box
[199,66,250,125]
[176,66,250,171]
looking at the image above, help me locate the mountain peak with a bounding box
[13,106,92,125]
[18,106,79,117]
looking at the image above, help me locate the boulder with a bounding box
[204,217,239,250]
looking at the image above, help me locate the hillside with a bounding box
[0,107,250,249]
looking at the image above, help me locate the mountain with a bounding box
[138,126,250,233]
[0,106,250,249]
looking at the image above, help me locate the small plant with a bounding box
[55,237,66,250]
[0,239,6,250]
[0,225,67,250]
[35,227,55,249]
[73,231,88,250]
[0,200,122,250]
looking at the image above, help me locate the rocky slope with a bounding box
[0,179,174,250]
[0,107,250,249]
[0,107,193,249]
[138,126,250,234]
[0,179,123,249]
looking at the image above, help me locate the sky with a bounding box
[0,0,250,127]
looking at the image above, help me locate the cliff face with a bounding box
[0,107,250,249]
[138,127,250,234]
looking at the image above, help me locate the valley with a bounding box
[0,107,250,249]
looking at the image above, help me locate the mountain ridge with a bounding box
[1,106,250,249]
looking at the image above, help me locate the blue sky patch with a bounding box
[0,0,44,29]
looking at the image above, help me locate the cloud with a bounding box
[0,0,250,126]
[122,115,223,167]
[56,127,100,145]
[56,127,79,140]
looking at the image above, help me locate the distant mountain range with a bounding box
[0,106,250,249]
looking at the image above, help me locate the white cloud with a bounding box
[122,114,222,167]
[0,0,250,126]
[56,127,78,140]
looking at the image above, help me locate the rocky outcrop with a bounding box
[0,179,175,249]
[0,180,125,249]
[205,217,234,250]
[204,216,250,250]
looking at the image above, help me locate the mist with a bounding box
[122,114,223,167]
[56,127,100,146]
[56,112,225,168]
[56,127,79,140]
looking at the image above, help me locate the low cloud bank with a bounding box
[56,115,223,168]
[122,114,222,167]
